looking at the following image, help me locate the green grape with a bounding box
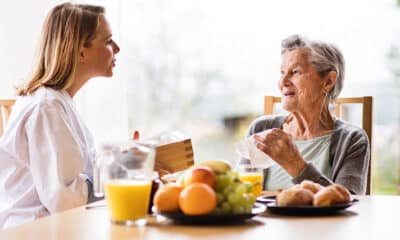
[221,202,231,214]
[247,194,256,205]
[223,185,235,196]
[235,184,247,195]
[215,177,225,192]
[213,207,223,215]
[226,171,237,182]
[228,193,240,205]
[232,171,239,179]
[237,194,248,206]
[216,192,225,205]
[216,183,224,192]
[244,204,253,213]
[242,182,253,193]
[216,174,224,184]
[230,181,239,191]
[232,205,245,214]
[216,174,230,190]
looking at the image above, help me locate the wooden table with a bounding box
[0,195,398,240]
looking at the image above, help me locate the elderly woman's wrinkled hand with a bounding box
[252,128,307,177]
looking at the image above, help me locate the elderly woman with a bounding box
[248,35,369,194]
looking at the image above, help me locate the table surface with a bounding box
[1,195,399,240]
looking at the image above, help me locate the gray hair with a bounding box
[281,35,345,103]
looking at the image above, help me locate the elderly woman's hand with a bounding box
[252,128,307,177]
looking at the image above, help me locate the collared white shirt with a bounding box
[0,87,95,229]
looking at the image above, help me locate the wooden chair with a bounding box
[0,99,16,136]
[264,96,373,195]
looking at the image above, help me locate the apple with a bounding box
[183,166,216,189]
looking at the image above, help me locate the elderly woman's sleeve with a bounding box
[330,131,370,194]
[291,164,333,187]
[292,130,370,194]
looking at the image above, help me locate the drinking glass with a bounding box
[237,166,264,196]
[235,135,276,196]
[94,141,155,226]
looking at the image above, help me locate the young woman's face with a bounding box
[82,15,120,78]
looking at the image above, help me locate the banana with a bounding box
[196,160,232,174]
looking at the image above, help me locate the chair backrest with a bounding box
[0,99,16,136]
[264,96,373,195]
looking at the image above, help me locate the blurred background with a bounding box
[1,0,400,194]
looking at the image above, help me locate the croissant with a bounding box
[277,187,314,206]
[300,180,323,194]
[331,184,351,203]
[313,184,351,206]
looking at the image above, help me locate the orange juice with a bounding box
[105,179,151,222]
[239,174,263,196]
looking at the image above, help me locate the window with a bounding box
[29,0,400,194]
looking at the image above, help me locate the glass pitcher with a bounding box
[93,141,156,226]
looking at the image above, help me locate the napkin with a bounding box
[236,135,276,168]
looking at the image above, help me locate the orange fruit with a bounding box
[179,183,217,215]
[153,183,183,212]
[183,166,216,189]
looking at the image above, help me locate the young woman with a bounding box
[0,3,120,229]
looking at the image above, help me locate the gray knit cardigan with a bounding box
[246,115,370,194]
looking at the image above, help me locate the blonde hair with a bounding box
[17,3,105,96]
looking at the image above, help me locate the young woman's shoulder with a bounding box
[12,88,69,122]
[33,87,69,105]
[19,88,68,109]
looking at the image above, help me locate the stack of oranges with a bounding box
[154,166,218,215]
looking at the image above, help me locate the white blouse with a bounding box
[0,87,95,229]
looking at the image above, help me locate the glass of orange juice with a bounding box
[96,141,155,226]
[237,166,264,196]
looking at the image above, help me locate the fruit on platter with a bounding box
[196,159,231,174]
[179,183,217,215]
[214,169,256,215]
[153,160,256,216]
[153,183,183,212]
[183,166,216,189]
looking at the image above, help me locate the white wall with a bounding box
[0,1,59,98]
[0,0,129,144]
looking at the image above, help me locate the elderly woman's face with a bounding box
[279,49,326,113]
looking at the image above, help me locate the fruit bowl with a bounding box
[155,203,266,225]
